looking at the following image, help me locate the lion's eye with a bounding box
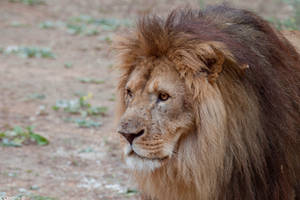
[158,92,170,101]
[126,88,133,98]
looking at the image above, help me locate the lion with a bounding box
[114,5,300,200]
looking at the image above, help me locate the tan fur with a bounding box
[282,30,300,53]
[114,6,300,200]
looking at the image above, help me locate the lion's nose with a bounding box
[118,129,145,145]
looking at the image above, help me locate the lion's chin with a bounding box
[125,154,163,171]
[124,146,168,171]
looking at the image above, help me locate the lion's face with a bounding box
[117,58,194,171]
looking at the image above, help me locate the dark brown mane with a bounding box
[116,5,300,199]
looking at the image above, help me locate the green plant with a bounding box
[66,23,85,35]
[10,21,29,27]
[3,46,55,59]
[66,23,101,36]
[39,21,55,29]
[268,17,298,30]
[38,15,132,36]
[0,126,49,147]
[78,77,105,84]
[288,0,300,29]
[79,147,94,153]
[94,18,132,30]
[24,93,46,101]
[39,21,64,29]
[65,15,132,36]
[52,94,107,117]
[99,35,112,43]
[68,15,95,24]
[30,195,58,200]
[64,62,73,68]
[9,0,46,6]
[85,29,99,36]
[52,94,107,128]
[73,118,102,128]
[197,0,205,8]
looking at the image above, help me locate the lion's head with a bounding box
[117,58,195,170]
[115,5,300,200]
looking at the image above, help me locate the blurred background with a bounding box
[0,0,298,200]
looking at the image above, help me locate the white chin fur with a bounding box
[123,145,161,171]
[125,156,161,171]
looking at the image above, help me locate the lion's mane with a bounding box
[116,5,300,200]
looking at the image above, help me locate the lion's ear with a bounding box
[197,43,224,83]
[195,42,248,83]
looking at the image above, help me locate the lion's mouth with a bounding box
[127,150,168,162]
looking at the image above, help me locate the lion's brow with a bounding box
[126,67,152,92]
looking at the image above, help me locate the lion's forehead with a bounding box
[126,66,150,92]
[126,60,183,94]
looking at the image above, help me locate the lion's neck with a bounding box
[134,131,225,200]
[134,162,200,200]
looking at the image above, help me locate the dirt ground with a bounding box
[0,0,294,199]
